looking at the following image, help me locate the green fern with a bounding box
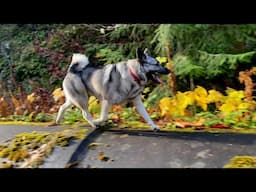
[198,51,256,79]
[173,54,205,79]
[97,48,124,64]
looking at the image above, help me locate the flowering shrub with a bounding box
[159,86,255,125]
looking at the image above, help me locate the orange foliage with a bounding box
[0,88,63,119]
[111,105,123,113]
[165,43,176,94]
[0,97,12,117]
[239,67,256,110]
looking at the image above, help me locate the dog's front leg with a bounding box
[92,100,111,126]
[133,96,160,131]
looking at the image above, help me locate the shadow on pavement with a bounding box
[104,128,256,145]
[66,127,256,168]
[66,128,104,167]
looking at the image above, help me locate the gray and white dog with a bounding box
[56,48,170,131]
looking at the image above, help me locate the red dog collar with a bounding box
[129,67,141,86]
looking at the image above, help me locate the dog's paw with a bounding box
[152,126,160,132]
[95,125,101,129]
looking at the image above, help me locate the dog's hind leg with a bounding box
[73,104,97,128]
[70,95,97,128]
[92,100,111,126]
[56,100,72,124]
[81,109,97,128]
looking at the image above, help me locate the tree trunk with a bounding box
[165,42,176,95]
[189,75,195,91]
[189,75,196,115]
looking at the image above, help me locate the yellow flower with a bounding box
[176,91,194,108]
[184,91,196,104]
[219,103,236,114]
[207,90,223,103]
[159,97,175,117]
[196,99,208,111]
[159,97,187,117]
[226,88,244,100]
[156,57,167,64]
[238,102,250,110]
[52,88,64,102]
[27,93,36,103]
[192,86,208,111]
[194,86,208,98]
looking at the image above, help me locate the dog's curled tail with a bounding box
[68,53,89,73]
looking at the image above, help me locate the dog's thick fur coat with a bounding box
[56,48,170,131]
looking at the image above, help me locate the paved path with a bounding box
[0,124,84,168]
[1,125,256,168]
[68,128,256,168]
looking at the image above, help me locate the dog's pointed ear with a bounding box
[136,47,146,62]
[144,48,151,56]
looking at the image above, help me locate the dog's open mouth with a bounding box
[147,73,163,84]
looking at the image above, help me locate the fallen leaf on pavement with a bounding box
[45,122,58,127]
[173,121,204,128]
[98,152,110,161]
[88,142,104,150]
[120,134,129,138]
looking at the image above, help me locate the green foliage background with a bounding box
[1,24,256,97]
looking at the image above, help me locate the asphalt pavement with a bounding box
[1,124,256,168]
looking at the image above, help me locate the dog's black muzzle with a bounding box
[147,67,170,84]
[159,67,170,75]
